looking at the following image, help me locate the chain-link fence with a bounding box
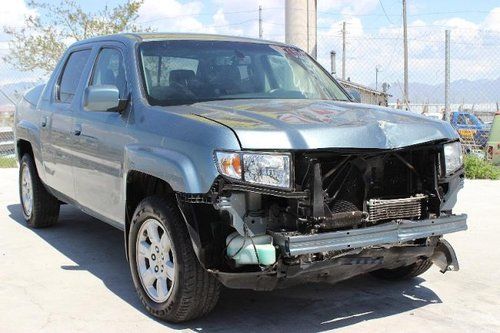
[316,27,499,153]
[1,26,499,155]
[0,46,40,157]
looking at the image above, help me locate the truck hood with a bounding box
[186,99,458,150]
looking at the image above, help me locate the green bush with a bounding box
[464,155,500,180]
[0,156,17,168]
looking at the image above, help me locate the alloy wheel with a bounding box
[135,218,175,303]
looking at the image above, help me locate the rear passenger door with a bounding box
[43,48,92,199]
[72,44,131,226]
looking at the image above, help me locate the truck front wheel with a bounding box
[19,154,60,228]
[128,196,220,322]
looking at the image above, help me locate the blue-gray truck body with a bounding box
[15,33,467,313]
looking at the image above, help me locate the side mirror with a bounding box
[348,89,361,103]
[84,85,123,112]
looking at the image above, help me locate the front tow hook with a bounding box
[431,238,460,273]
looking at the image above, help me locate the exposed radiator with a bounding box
[367,194,427,223]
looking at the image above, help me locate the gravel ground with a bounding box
[0,167,499,333]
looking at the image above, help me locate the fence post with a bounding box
[444,30,451,121]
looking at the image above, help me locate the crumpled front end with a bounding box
[177,140,467,290]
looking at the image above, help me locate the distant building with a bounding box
[338,79,390,106]
[336,78,391,106]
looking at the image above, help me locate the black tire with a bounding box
[128,196,220,322]
[370,258,433,280]
[19,154,60,228]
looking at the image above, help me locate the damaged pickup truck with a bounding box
[14,33,467,322]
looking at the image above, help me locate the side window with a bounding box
[141,55,199,101]
[91,48,127,98]
[142,56,198,88]
[58,49,91,103]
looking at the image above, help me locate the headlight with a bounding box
[444,141,463,175]
[215,151,291,189]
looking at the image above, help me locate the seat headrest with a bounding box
[169,69,196,86]
[101,69,116,85]
[217,65,241,90]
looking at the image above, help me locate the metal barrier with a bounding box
[0,127,15,156]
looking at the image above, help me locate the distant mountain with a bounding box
[383,77,500,104]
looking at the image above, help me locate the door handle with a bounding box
[40,116,48,127]
[73,124,82,136]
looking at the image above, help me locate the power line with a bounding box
[378,0,394,24]
[137,9,260,24]
[136,7,493,25]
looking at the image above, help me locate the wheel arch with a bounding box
[124,170,209,267]
[122,145,221,264]
[17,139,34,161]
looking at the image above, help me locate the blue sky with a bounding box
[1,0,499,88]
[77,0,500,33]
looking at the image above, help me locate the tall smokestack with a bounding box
[285,0,317,59]
[330,51,336,75]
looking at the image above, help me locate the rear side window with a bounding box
[58,49,91,103]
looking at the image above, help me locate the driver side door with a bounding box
[72,44,131,226]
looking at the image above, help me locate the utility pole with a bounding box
[402,0,409,108]
[375,65,381,90]
[444,30,451,121]
[258,6,263,39]
[342,21,346,80]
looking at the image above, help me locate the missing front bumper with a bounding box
[271,214,467,256]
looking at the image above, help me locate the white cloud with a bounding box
[211,8,244,36]
[483,7,500,32]
[212,0,284,39]
[0,0,36,29]
[137,0,283,38]
[137,0,206,32]
[318,0,378,16]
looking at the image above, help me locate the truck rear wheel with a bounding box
[19,154,60,228]
[128,196,220,322]
[370,258,433,280]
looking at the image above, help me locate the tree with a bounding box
[3,0,151,75]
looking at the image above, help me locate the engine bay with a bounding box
[177,141,465,274]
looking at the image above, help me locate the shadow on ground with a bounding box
[8,203,442,332]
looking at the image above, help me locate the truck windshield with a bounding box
[139,40,350,106]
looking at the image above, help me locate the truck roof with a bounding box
[71,32,288,48]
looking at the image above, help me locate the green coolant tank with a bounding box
[226,232,276,266]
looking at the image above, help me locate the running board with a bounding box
[271,214,467,256]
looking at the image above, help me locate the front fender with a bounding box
[123,144,218,194]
